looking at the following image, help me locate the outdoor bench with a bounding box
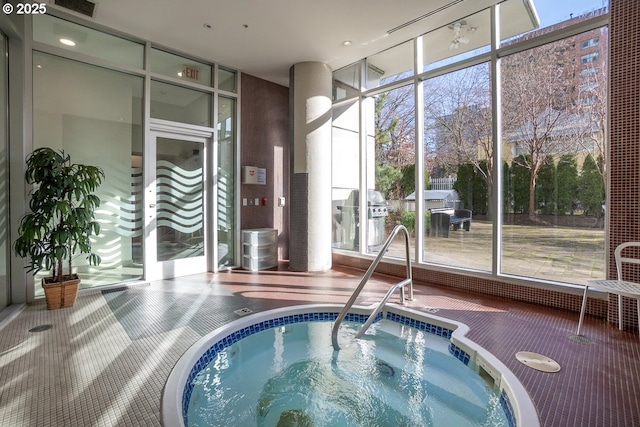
[429,208,472,237]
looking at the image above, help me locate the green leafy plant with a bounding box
[13,147,104,283]
[396,209,431,235]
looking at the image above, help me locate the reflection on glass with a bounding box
[156,138,204,262]
[32,52,144,295]
[332,188,360,250]
[150,80,212,126]
[500,0,608,42]
[32,14,144,68]
[151,48,212,86]
[422,9,491,72]
[217,97,236,267]
[366,40,414,88]
[422,64,492,271]
[332,99,360,251]
[219,68,237,93]
[333,63,359,101]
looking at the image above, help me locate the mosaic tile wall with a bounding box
[332,0,640,333]
[289,173,309,271]
[240,74,290,259]
[608,0,640,329]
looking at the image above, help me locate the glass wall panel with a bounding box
[217,96,236,267]
[368,85,415,257]
[150,80,212,126]
[332,99,360,250]
[366,40,413,88]
[500,30,607,284]
[32,52,144,295]
[500,0,608,42]
[422,64,492,271]
[0,32,7,309]
[422,9,491,72]
[218,68,237,93]
[333,62,359,101]
[33,14,143,68]
[151,48,212,87]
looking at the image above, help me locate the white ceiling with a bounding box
[47,0,538,87]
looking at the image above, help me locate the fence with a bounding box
[431,177,455,191]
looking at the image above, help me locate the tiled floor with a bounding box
[0,264,639,427]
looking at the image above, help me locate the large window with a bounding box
[422,64,492,271]
[150,80,212,127]
[500,29,608,283]
[32,52,144,294]
[332,99,360,251]
[218,96,236,267]
[150,48,212,87]
[33,14,143,68]
[422,8,491,72]
[366,40,414,88]
[369,85,415,256]
[332,0,608,287]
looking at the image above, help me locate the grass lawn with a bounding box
[383,220,605,285]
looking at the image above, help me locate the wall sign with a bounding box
[242,166,267,185]
[257,168,266,185]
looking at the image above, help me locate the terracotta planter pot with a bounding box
[42,275,81,310]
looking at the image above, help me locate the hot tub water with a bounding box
[186,319,509,427]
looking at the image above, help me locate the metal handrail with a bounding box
[331,224,413,350]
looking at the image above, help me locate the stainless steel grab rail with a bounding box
[331,224,413,350]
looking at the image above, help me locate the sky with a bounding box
[532,0,608,27]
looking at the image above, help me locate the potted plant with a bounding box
[13,147,104,309]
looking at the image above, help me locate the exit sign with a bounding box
[182,65,200,81]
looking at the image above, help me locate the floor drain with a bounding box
[29,324,53,333]
[234,308,253,316]
[101,286,128,294]
[569,334,594,344]
[515,351,561,372]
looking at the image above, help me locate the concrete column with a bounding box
[289,62,332,272]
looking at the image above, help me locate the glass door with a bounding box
[145,130,209,280]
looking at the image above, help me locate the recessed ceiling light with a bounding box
[342,40,352,46]
[59,38,76,46]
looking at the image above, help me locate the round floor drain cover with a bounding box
[29,324,53,333]
[515,351,561,372]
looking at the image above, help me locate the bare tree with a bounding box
[575,28,608,193]
[375,86,415,168]
[502,38,579,219]
[374,85,415,198]
[424,64,494,216]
